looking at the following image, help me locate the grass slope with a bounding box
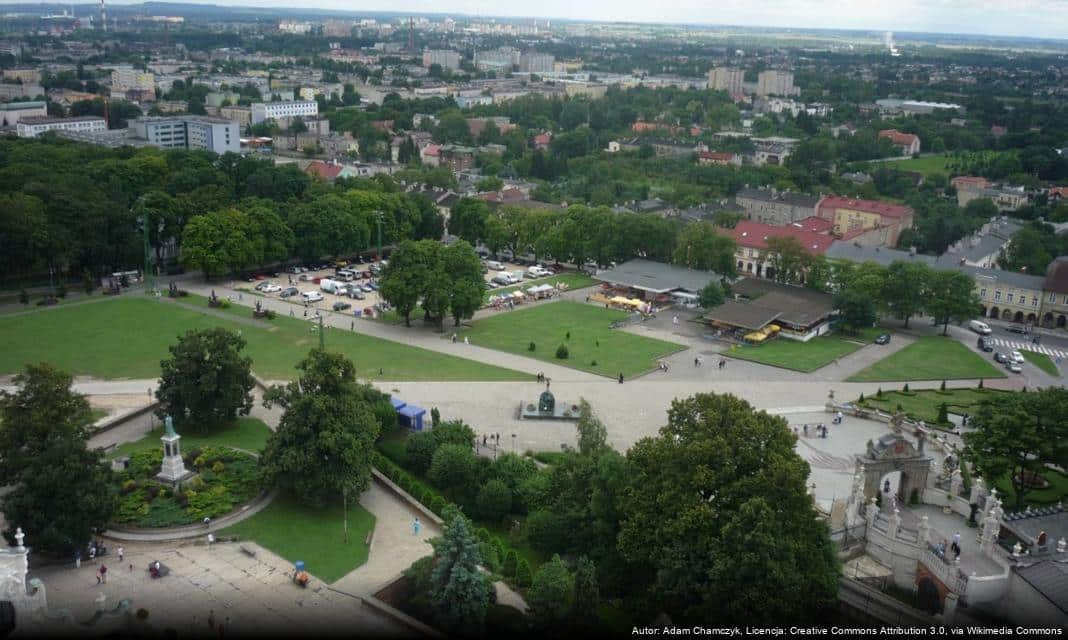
[849,336,1006,382]
[462,301,684,377]
[0,296,529,382]
[221,492,375,584]
[108,417,273,459]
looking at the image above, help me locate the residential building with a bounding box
[129,116,240,154]
[726,218,835,279]
[956,184,1031,212]
[438,145,477,172]
[250,100,318,125]
[0,83,45,100]
[951,176,991,191]
[16,116,106,138]
[2,68,41,84]
[1041,257,1068,329]
[816,196,915,247]
[756,70,796,97]
[750,136,800,166]
[220,105,251,128]
[466,117,514,138]
[735,188,821,226]
[519,52,555,74]
[940,218,1021,269]
[707,67,745,94]
[422,49,461,71]
[278,20,313,35]
[563,82,607,99]
[473,47,519,72]
[0,101,47,127]
[154,101,188,114]
[878,129,921,155]
[830,123,856,138]
[111,68,156,100]
[697,151,738,166]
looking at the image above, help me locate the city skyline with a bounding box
[74,0,1068,40]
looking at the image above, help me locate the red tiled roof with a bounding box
[699,151,734,162]
[533,132,552,145]
[818,196,914,220]
[727,220,834,255]
[795,216,834,233]
[304,161,343,180]
[422,144,441,157]
[878,129,919,145]
[1047,186,1068,199]
[952,176,989,187]
[1045,257,1068,294]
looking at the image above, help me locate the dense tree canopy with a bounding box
[156,328,255,431]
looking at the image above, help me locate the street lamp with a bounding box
[373,210,384,262]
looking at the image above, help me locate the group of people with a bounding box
[477,432,502,450]
[832,411,844,425]
[934,532,963,561]
[798,423,831,439]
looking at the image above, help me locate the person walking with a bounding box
[673,315,679,325]
[289,309,294,317]
[464,336,469,345]
[618,372,624,384]
[953,531,961,547]
[75,550,81,569]
[100,564,107,584]
[117,546,124,563]
[694,357,699,367]
[482,434,487,447]
[412,518,422,536]
[303,309,308,318]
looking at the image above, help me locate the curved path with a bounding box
[103,488,279,542]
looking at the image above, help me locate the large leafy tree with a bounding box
[528,554,574,632]
[448,198,491,245]
[380,239,434,326]
[833,286,878,334]
[444,241,486,327]
[181,208,257,279]
[156,328,255,431]
[671,221,737,276]
[0,364,115,554]
[618,393,838,624]
[764,236,812,285]
[925,270,981,336]
[963,388,1068,509]
[882,260,931,328]
[261,350,381,505]
[430,515,493,635]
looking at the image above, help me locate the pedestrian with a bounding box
[117,546,124,563]
[289,309,294,317]
[350,321,354,330]
[694,357,699,367]
[89,545,96,562]
[673,315,679,325]
[953,531,961,546]
[75,550,81,569]
[128,564,133,572]
[238,293,243,301]
[203,516,211,528]
[719,359,726,370]
[618,372,624,384]
[208,610,215,630]
[953,542,961,560]
[95,572,100,585]
[483,434,487,446]
[495,432,500,442]
[412,518,421,536]
[303,309,308,317]
[100,564,107,584]
[464,336,469,344]
[803,424,809,436]
[451,333,457,343]
[884,479,891,494]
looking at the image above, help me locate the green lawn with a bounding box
[1022,350,1060,377]
[857,388,1010,427]
[849,336,1006,382]
[991,468,1068,508]
[884,154,952,177]
[221,492,375,584]
[461,301,685,377]
[108,417,273,459]
[484,272,597,303]
[0,295,529,382]
[729,328,882,373]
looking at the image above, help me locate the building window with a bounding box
[1050,292,1057,303]
[1033,297,1039,307]
[994,291,1001,302]
[1007,293,1014,304]
[979,288,986,299]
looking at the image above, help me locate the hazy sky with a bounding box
[101,0,1068,40]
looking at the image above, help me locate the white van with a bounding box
[486,261,505,271]
[968,320,992,335]
[509,271,524,283]
[336,269,356,282]
[525,267,546,279]
[302,291,324,303]
[491,273,513,286]
[319,279,343,294]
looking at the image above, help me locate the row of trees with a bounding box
[379,239,485,329]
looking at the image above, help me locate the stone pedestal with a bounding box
[156,433,194,485]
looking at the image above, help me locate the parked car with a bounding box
[280,287,300,298]
[486,261,506,271]
[874,333,891,345]
[301,291,324,303]
[347,289,366,300]
[298,273,315,282]
[361,283,374,292]
[332,301,352,312]
[367,282,380,291]
[254,281,272,292]
[286,266,302,274]
[1006,361,1023,374]
[977,337,993,352]
[994,352,1009,364]
[1011,350,1025,364]
[259,283,282,294]
[1005,324,1029,334]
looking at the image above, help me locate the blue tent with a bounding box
[389,396,406,410]
[397,404,427,431]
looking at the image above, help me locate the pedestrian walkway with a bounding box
[988,337,1068,360]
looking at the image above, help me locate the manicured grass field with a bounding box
[884,154,952,177]
[484,272,597,303]
[856,388,1010,427]
[0,296,529,382]
[221,492,375,584]
[461,301,685,377]
[991,468,1068,508]
[108,417,273,459]
[848,336,1006,382]
[729,328,882,372]
[1022,350,1060,377]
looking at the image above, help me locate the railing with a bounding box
[922,545,968,593]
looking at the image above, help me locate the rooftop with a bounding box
[1015,561,1068,614]
[593,258,720,294]
[727,220,834,255]
[818,196,914,219]
[0,100,45,110]
[735,187,821,209]
[1044,256,1068,295]
[19,115,105,125]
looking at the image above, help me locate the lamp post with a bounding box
[373,210,384,262]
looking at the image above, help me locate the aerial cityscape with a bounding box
[0,1,1066,637]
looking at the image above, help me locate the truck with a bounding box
[319,278,344,294]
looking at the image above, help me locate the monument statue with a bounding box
[158,414,193,485]
[164,414,176,438]
[538,383,556,414]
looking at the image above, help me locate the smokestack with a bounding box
[100,0,106,31]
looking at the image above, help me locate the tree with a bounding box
[430,515,492,635]
[618,393,838,624]
[0,364,115,554]
[443,241,484,328]
[477,479,513,522]
[527,554,574,631]
[261,350,381,505]
[834,287,877,334]
[764,236,812,285]
[698,280,726,309]
[882,261,930,328]
[925,270,981,336]
[448,198,491,245]
[999,226,1054,275]
[380,239,434,326]
[405,431,439,474]
[672,222,737,276]
[156,328,254,431]
[575,399,608,456]
[963,388,1068,509]
[181,208,257,279]
[428,443,479,496]
[570,556,600,631]
[476,176,504,192]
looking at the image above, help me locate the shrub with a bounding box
[555,344,569,359]
[121,479,137,494]
[909,488,920,506]
[428,443,478,492]
[82,270,96,295]
[479,541,502,573]
[528,341,536,352]
[514,559,533,587]
[492,537,506,563]
[858,393,865,403]
[420,488,434,507]
[430,407,441,427]
[145,484,161,501]
[502,550,519,578]
[477,480,513,522]
[978,378,984,389]
[876,387,883,397]
[524,509,569,552]
[565,331,570,340]
[896,403,904,412]
[590,360,597,366]
[937,403,949,424]
[405,431,438,474]
[220,299,231,309]
[212,461,225,474]
[430,496,447,515]
[476,527,492,543]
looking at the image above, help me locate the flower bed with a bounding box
[113,446,263,528]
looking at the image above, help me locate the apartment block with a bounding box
[17,116,107,138]
[707,67,745,94]
[756,70,796,97]
[422,50,461,71]
[250,100,319,124]
[129,116,240,154]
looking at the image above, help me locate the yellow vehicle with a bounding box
[334,260,349,268]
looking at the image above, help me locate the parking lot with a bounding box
[239,257,569,321]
